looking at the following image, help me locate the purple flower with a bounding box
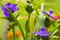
[34,27,50,36]
[42,10,58,20]
[49,10,53,14]
[2,3,18,17]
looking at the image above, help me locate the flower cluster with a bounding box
[42,10,58,20]
[34,27,50,36]
[2,3,18,17]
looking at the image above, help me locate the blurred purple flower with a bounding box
[42,10,58,20]
[34,27,50,36]
[49,10,54,14]
[2,3,18,17]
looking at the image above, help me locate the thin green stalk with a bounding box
[3,6,26,40]
[39,3,44,27]
[50,29,58,38]
[35,3,44,31]
[25,14,30,40]
[12,25,15,40]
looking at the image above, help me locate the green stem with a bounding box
[40,3,44,27]
[12,25,15,40]
[25,14,30,40]
[37,35,40,40]
[3,6,26,40]
[17,21,26,40]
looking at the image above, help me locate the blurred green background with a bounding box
[0,0,60,40]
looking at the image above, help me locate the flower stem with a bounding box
[25,14,30,40]
[37,35,40,40]
[40,3,44,27]
[3,6,26,40]
[12,24,15,40]
[42,36,49,40]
